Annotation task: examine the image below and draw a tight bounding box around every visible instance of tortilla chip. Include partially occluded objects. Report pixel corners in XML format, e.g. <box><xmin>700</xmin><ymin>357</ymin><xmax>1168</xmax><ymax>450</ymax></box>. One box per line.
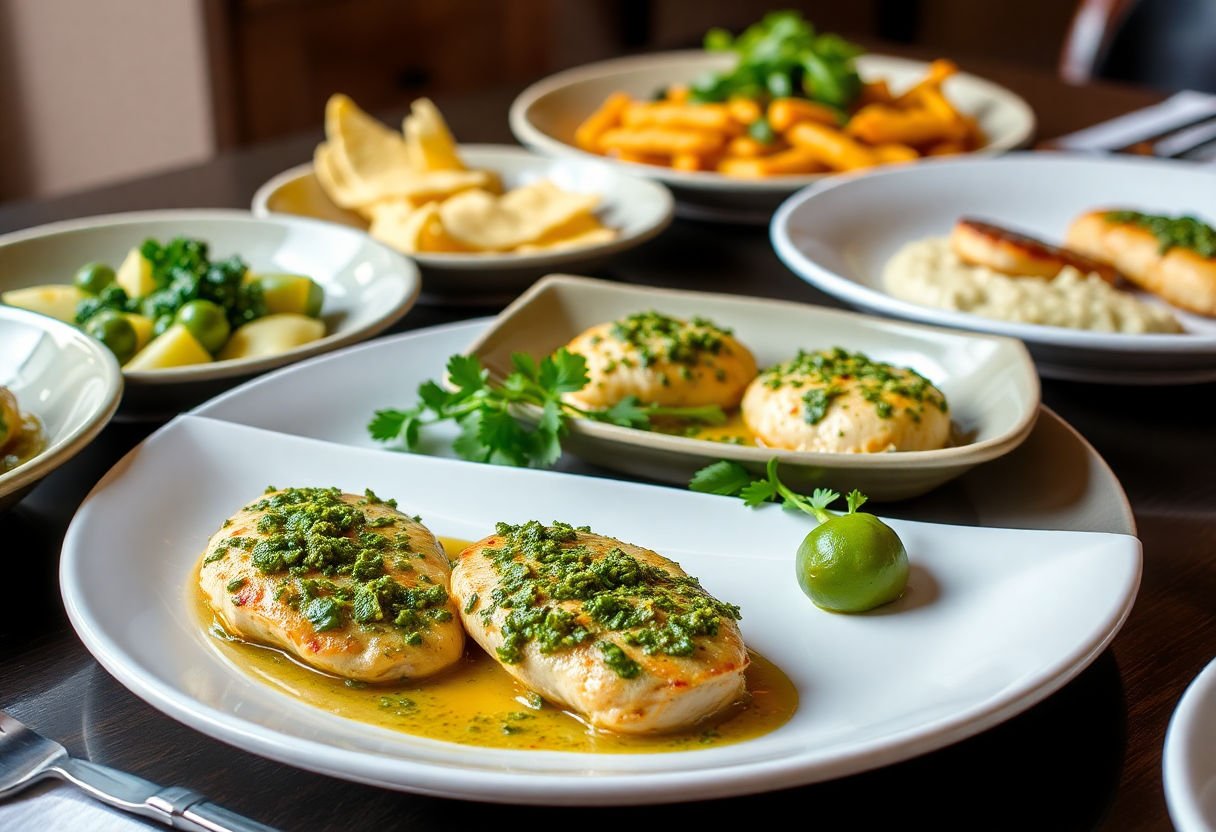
<box><xmin>404</xmin><ymin>98</ymin><xmax>465</xmax><ymax>172</ymax></box>
<box><xmin>437</xmin><ymin>180</ymin><xmax>599</xmax><ymax>251</ymax></box>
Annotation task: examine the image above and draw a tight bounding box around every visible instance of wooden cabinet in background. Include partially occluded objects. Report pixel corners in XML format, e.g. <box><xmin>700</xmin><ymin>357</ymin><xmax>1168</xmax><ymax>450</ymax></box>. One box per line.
<box><xmin>206</xmin><ymin>0</ymin><xmax>553</xmax><ymax>145</ymax></box>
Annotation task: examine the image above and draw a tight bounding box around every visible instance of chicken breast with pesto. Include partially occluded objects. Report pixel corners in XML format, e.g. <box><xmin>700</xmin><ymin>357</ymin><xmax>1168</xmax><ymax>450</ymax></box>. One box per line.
<box><xmin>451</xmin><ymin>520</ymin><xmax>748</xmax><ymax>734</ymax></box>
<box><xmin>561</xmin><ymin>311</ymin><xmax>757</xmax><ymax>411</ymax></box>
<box><xmin>741</xmin><ymin>348</ymin><xmax>950</xmax><ymax>453</ymax></box>
<box><xmin>198</xmin><ymin>487</ymin><xmax>464</xmax><ymax>682</ymax></box>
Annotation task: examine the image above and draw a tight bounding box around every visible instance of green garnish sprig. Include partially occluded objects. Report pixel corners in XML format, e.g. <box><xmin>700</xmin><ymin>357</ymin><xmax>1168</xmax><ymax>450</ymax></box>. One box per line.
<box><xmin>690</xmin><ymin>458</ymin><xmax>867</xmax><ymax>523</ymax></box>
<box><xmin>369</xmin><ymin>349</ymin><xmax>726</xmax><ymax>469</ymax></box>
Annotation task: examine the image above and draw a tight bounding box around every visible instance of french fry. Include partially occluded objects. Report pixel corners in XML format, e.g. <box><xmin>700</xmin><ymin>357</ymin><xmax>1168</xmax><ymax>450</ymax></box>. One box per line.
<box><xmin>606</xmin><ymin>148</ymin><xmax>668</xmax><ymax>165</ymax></box>
<box><xmin>768</xmin><ymin>98</ymin><xmax>838</xmax><ymax>132</ymax></box>
<box><xmin>574</xmin><ymin>91</ymin><xmax>631</xmax><ymax>152</ymax></box>
<box><xmin>727</xmin><ymin>97</ymin><xmax>762</xmax><ymax>125</ymax></box>
<box><xmin>621</xmin><ymin>102</ymin><xmax>738</xmax><ymax>133</ymax></box>
<box><xmin>725</xmin><ymin>135</ymin><xmax>784</xmax><ymax>158</ymax></box>
<box><xmin>872</xmin><ymin>143</ymin><xmax>919</xmax><ymax>164</ymax></box>
<box><xmin>894</xmin><ymin>59</ymin><xmax>958</xmax><ymax>105</ymax></box>
<box><xmin>846</xmin><ymin>104</ymin><xmax>966</xmax><ymax>146</ymax></box>
<box><xmin>718</xmin><ymin>146</ymin><xmax>826</xmax><ymax>178</ymax></box>
<box><xmin>787</xmin><ymin>121</ymin><xmax>877</xmax><ymax>171</ymax></box>
<box><xmin>672</xmin><ymin>152</ymin><xmax>704</xmax><ymax>171</ymax></box>
<box><xmin>599</xmin><ymin>127</ymin><xmax>726</xmax><ymax>156</ymax></box>
<box><xmin>664</xmin><ymin>84</ymin><xmax>690</xmax><ymax>104</ymax></box>
<box><xmin>859</xmin><ymin>79</ymin><xmax>895</xmax><ymax>106</ymax></box>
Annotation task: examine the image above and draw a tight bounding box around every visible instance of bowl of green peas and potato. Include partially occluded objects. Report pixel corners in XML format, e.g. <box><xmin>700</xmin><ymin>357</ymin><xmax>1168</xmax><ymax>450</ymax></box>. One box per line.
<box><xmin>0</xmin><ymin>210</ymin><xmax>420</xmax><ymax>418</ymax></box>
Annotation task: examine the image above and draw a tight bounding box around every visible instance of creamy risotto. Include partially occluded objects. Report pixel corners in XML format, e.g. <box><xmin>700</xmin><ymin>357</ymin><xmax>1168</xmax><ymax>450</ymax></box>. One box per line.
<box><xmin>883</xmin><ymin>237</ymin><xmax>1183</xmax><ymax>333</ymax></box>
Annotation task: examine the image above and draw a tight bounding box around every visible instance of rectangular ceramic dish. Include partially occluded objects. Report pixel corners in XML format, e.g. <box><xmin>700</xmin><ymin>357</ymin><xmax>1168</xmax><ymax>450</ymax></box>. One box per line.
<box><xmin>464</xmin><ymin>275</ymin><xmax>1040</xmax><ymax>500</ymax></box>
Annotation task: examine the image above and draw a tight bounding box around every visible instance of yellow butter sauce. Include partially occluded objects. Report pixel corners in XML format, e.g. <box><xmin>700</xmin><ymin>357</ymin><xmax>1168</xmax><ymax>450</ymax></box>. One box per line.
<box><xmin>659</xmin><ymin>411</ymin><xmax>760</xmax><ymax>447</ymax></box>
<box><xmin>195</xmin><ymin>536</ymin><xmax>797</xmax><ymax>753</ymax></box>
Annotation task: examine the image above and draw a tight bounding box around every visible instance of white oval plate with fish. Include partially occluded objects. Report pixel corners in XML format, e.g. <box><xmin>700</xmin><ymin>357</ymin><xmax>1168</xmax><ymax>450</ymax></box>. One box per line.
<box><xmin>61</xmin><ymin>411</ymin><xmax>1139</xmax><ymax>804</ymax></box>
<box><xmin>771</xmin><ymin>154</ymin><xmax>1216</xmax><ymax>383</ymax></box>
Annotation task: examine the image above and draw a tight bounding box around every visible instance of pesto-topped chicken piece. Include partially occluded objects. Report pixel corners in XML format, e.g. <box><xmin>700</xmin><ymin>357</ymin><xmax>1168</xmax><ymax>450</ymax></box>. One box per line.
<box><xmin>741</xmin><ymin>347</ymin><xmax>950</xmax><ymax>453</ymax></box>
<box><xmin>451</xmin><ymin>521</ymin><xmax>748</xmax><ymax>734</ymax></box>
<box><xmin>561</xmin><ymin>311</ymin><xmax>757</xmax><ymax>411</ymax></box>
<box><xmin>198</xmin><ymin>487</ymin><xmax>463</xmax><ymax>682</ymax></box>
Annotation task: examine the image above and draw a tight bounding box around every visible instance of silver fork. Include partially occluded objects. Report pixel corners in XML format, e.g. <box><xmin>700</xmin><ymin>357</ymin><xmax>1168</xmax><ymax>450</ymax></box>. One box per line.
<box><xmin>0</xmin><ymin>710</ymin><xmax>277</xmax><ymax>831</ymax></box>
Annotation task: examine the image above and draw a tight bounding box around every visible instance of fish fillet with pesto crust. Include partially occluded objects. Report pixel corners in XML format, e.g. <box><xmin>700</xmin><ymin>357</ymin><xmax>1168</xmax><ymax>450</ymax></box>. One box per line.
<box><xmin>451</xmin><ymin>521</ymin><xmax>748</xmax><ymax>734</ymax></box>
<box><xmin>198</xmin><ymin>487</ymin><xmax>463</xmax><ymax>682</ymax></box>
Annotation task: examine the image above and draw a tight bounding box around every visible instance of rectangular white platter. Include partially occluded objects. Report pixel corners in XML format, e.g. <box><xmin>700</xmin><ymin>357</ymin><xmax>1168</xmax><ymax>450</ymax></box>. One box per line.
<box><xmin>60</xmin><ymin>414</ymin><xmax>1140</xmax><ymax>804</ymax></box>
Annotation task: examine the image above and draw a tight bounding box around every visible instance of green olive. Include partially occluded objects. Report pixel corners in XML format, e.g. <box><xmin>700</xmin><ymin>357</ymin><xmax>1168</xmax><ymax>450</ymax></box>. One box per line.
<box><xmin>74</xmin><ymin>262</ymin><xmax>116</xmax><ymax>295</ymax></box>
<box><xmin>84</xmin><ymin>309</ymin><xmax>138</xmax><ymax>364</ymax></box>
<box><xmin>795</xmin><ymin>512</ymin><xmax>909</xmax><ymax>613</ymax></box>
<box><xmin>254</xmin><ymin>274</ymin><xmax>324</xmax><ymax>318</ymax></box>
<box><xmin>175</xmin><ymin>299</ymin><xmax>231</xmax><ymax>354</ymax></box>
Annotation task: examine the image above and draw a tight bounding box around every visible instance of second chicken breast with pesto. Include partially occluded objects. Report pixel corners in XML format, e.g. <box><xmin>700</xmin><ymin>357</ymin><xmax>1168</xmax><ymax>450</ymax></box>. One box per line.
<box><xmin>742</xmin><ymin>348</ymin><xmax>951</xmax><ymax>453</ymax></box>
<box><xmin>451</xmin><ymin>521</ymin><xmax>749</xmax><ymax>734</ymax></box>
<box><xmin>561</xmin><ymin>311</ymin><xmax>757</xmax><ymax>410</ymax></box>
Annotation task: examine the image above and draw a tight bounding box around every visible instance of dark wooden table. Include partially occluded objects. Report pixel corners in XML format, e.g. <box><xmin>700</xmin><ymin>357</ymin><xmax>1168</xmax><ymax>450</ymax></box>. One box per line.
<box><xmin>2</xmin><ymin>56</ymin><xmax>1213</xmax><ymax>831</ymax></box>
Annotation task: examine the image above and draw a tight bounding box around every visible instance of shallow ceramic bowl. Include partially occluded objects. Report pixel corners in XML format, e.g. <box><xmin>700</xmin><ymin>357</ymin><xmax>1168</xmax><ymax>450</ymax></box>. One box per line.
<box><xmin>770</xmin><ymin>153</ymin><xmax>1216</xmax><ymax>383</ymax></box>
<box><xmin>252</xmin><ymin>144</ymin><xmax>674</xmax><ymax>305</ymax></box>
<box><xmin>0</xmin><ymin>305</ymin><xmax>122</xmax><ymax>510</ymax></box>
<box><xmin>464</xmin><ymin>275</ymin><xmax>1040</xmax><ymax>501</ymax></box>
<box><xmin>510</xmin><ymin>51</ymin><xmax>1035</xmax><ymax>223</ymax></box>
<box><xmin>0</xmin><ymin>210</ymin><xmax>420</xmax><ymax>417</ymax></box>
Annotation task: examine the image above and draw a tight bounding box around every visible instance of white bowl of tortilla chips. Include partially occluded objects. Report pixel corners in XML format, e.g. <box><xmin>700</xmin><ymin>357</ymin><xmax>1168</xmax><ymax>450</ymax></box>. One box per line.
<box><xmin>253</xmin><ymin>96</ymin><xmax>675</xmax><ymax>304</ymax></box>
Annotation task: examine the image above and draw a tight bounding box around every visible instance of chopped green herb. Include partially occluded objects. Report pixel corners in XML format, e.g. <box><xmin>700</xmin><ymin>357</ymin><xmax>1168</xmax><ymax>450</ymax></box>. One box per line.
<box><xmin>368</xmin><ymin>349</ymin><xmax>725</xmax><ymax>469</ymax></box>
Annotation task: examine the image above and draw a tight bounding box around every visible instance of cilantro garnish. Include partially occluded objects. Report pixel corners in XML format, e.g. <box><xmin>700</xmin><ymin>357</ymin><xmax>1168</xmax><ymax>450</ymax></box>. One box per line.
<box><xmin>690</xmin><ymin>458</ymin><xmax>867</xmax><ymax>522</ymax></box>
<box><xmin>368</xmin><ymin>349</ymin><xmax>726</xmax><ymax>468</ymax></box>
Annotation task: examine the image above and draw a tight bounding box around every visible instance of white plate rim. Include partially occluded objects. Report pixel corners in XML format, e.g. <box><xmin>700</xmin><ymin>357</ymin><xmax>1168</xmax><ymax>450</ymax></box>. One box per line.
<box><xmin>769</xmin><ymin>153</ymin><xmax>1216</xmax><ymax>354</ymax></box>
<box><xmin>250</xmin><ymin>144</ymin><xmax>676</xmax><ymax>270</ymax></box>
<box><xmin>0</xmin><ymin>208</ymin><xmax>422</xmax><ymax>384</ymax></box>
<box><xmin>1164</xmin><ymin>657</ymin><xmax>1216</xmax><ymax>832</ymax></box>
<box><xmin>0</xmin><ymin>305</ymin><xmax>124</xmax><ymax>499</ymax></box>
<box><xmin>509</xmin><ymin>50</ymin><xmax>1036</xmax><ymax>193</ymax></box>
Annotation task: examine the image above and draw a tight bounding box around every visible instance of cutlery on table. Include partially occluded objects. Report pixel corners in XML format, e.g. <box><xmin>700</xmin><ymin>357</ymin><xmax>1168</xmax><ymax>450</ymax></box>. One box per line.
<box><xmin>0</xmin><ymin>710</ymin><xmax>277</xmax><ymax>832</ymax></box>
<box><xmin>1048</xmin><ymin>90</ymin><xmax>1216</xmax><ymax>160</ymax></box>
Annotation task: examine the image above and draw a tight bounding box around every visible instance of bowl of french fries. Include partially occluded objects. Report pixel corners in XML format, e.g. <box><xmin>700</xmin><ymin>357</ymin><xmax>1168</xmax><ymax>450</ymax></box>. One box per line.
<box><xmin>510</xmin><ymin>13</ymin><xmax>1034</xmax><ymax>223</ymax></box>
<box><xmin>253</xmin><ymin>95</ymin><xmax>674</xmax><ymax>304</ymax></box>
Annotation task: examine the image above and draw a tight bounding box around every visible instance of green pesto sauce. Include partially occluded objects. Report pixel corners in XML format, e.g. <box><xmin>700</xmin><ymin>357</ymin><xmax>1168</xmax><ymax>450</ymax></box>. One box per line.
<box><xmin>1106</xmin><ymin>211</ymin><xmax>1216</xmax><ymax>258</ymax></box>
<box><xmin>609</xmin><ymin>311</ymin><xmax>734</xmax><ymax>367</ymax></box>
<box><xmin>207</xmin><ymin>486</ymin><xmax>448</xmax><ymax>642</ymax></box>
<box><xmin>761</xmin><ymin>348</ymin><xmax>948</xmax><ymax>424</ymax></box>
<box><xmin>471</xmin><ymin>521</ymin><xmax>741</xmax><ymax>678</ymax></box>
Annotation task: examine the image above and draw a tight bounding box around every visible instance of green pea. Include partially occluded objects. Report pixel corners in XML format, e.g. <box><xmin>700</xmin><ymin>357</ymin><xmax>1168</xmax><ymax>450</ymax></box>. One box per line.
<box><xmin>795</xmin><ymin>512</ymin><xmax>909</xmax><ymax>613</ymax></box>
<box><xmin>84</xmin><ymin>309</ymin><xmax>138</xmax><ymax>364</ymax></box>
<box><xmin>175</xmin><ymin>299</ymin><xmax>231</xmax><ymax>354</ymax></box>
<box><xmin>74</xmin><ymin>262</ymin><xmax>116</xmax><ymax>295</ymax></box>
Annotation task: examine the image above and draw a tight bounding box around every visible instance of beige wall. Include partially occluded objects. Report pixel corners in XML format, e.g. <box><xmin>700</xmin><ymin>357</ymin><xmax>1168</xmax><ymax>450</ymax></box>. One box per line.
<box><xmin>0</xmin><ymin>0</ymin><xmax>215</xmax><ymax>200</ymax></box>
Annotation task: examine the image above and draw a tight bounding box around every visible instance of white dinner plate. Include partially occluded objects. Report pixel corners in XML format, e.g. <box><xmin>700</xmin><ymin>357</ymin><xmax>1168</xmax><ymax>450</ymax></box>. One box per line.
<box><xmin>193</xmin><ymin>319</ymin><xmax>1135</xmax><ymax>535</ymax></box>
<box><xmin>1165</xmin><ymin>657</ymin><xmax>1216</xmax><ymax>832</ymax></box>
<box><xmin>770</xmin><ymin>154</ymin><xmax>1216</xmax><ymax>383</ymax></box>
<box><xmin>253</xmin><ymin>145</ymin><xmax>674</xmax><ymax>305</ymax></box>
<box><xmin>62</xmin><ymin>413</ymin><xmax>1140</xmax><ymax>804</ymax></box>
<box><xmin>511</xmin><ymin>51</ymin><xmax>1034</xmax><ymax>223</ymax></box>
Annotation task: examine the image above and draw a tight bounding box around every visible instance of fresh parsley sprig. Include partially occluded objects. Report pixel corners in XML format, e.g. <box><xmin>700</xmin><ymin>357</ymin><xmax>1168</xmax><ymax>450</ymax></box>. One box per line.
<box><xmin>690</xmin><ymin>458</ymin><xmax>867</xmax><ymax>522</ymax></box>
<box><xmin>369</xmin><ymin>349</ymin><xmax>726</xmax><ymax>468</ymax></box>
